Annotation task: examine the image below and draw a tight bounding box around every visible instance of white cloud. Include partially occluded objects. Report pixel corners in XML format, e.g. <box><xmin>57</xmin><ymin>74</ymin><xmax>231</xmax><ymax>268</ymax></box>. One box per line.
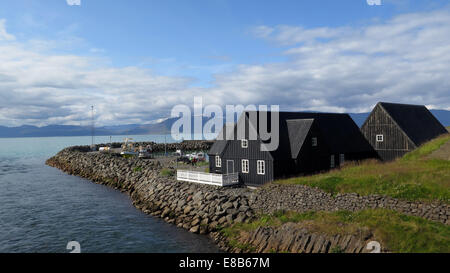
<box><xmin>66</xmin><ymin>0</ymin><xmax>81</xmax><ymax>6</ymax></box>
<box><xmin>0</xmin><ymin>19</ymin><xmax>15</xmax><ymax>41</ymax></box>
<box><xmin>253</xmin><ymin>24</ymin><xmax>349</xmax><ymax>46</ymax></box>
<box><xmin>217</xmin><ymin>9</ymin><xmax>450</xmax><ymax>112</ymax></box>
<box><xmin>0</xmin><ymin>39</ymin><xmax>196</xmax><ymax>126</ymax></box>
<box><xmin>1</xmin><ymin>9</ymin><xmax>450</xmax><ymax>126</ymax></box>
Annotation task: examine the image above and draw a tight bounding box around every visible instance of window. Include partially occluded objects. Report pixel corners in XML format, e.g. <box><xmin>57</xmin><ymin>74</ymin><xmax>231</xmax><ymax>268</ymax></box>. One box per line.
<box><xmin>215</xmin><ymin>156</ymin><xmax>221</xmax><ymax>168</ymax></box>
<box><xmin>312</xmin><ymin>137</ymin><xmax>318</xmax><ymax>147</ymax></box>
<box><xmin>257</xmin><ymin>160</ymin><xmax>265</xmax><ymax>175</ymax></box>
<box><xmin>241</xmin><ymin>159</ymin><xmax>249</xmax><ymax>173</ymax></box>
<box><xmin>376</xmin><ymin>134</ymin><xmax>384</xmax><ymax>142</ymax></box>
<box><xmin>241</xmin><ymin>139</ymin><xmax>248</xmax><ymax>148</ymax></box>
<box><xmin>330</xmin><ymin>155</ymin><xmax>335</xmax><ymax>168</ymax></box>
<box><xmin>340</xmin><ymin>154</ymin><xmax>345</xmax><ymax>165</ymax></box>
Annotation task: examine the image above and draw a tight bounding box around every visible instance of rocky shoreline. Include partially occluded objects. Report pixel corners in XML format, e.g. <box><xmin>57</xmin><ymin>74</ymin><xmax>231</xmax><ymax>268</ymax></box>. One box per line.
<box><xmin>46</xmin><ymin>144</ymin><xmax>449</xmax><ymax>253</ymax></box>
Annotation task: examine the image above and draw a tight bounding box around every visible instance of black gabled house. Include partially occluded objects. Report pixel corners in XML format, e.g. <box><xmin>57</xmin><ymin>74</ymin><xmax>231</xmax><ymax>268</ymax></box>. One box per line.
<box><xmin>361</xmin><ymin>102</ymin><xmax>448</xmax><ymax>161</ymax></box>
<box><xmin>208</xmin><ymin>111</ymin><xmax>377</xmax><ymax>186</ymax></box>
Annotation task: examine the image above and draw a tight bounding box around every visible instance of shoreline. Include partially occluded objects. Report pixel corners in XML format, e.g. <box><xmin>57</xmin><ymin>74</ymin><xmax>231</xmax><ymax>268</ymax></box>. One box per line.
<box><xmin>46</xmin><ymin>144</ymin><xmax>449</xmax><ymax>253</ymax></box>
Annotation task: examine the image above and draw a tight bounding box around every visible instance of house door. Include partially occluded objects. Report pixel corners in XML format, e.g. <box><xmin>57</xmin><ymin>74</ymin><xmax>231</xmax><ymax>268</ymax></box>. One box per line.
<box><xmin>226</xmin><ymin>160</ymin><xmax>234</xmax><ymax>174</ymax></box>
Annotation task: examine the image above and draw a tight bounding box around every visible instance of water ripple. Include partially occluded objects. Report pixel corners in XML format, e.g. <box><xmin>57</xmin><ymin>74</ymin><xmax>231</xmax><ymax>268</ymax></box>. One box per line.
<box><xmin>0</xmin><ymin>136</ymin><xmax>220</xmax><ymax>253</ymax></box>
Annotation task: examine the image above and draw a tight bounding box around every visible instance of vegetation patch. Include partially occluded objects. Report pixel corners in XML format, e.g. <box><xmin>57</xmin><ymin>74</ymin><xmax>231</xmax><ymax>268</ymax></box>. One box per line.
<box><xmin>276</xmin><ymin>135</ymin><xmax>450</xmax><ymax>203</ymax></box>
<box><xmin>160</xmin><ymin>168</ymin><xmax>175</xmax><ymax>177</ymax></box>
<box><xmin>221</xmin><ymin>209</ymin><xmax>450</xmax><ymax>253</ymax></box>
<box><xmin>196</xmin><ymin>161</ymin><xmax>209</xmax><ymax>167</ymax></box>
<box><xmin>133</xmin><ymin>166</ymin><xmax>142</xmax><ymax>172</ymax></box>
<box><xmin>402</xmin><ymin>135</ymin><xmax>450</xmax><ymax>161</ymax></box>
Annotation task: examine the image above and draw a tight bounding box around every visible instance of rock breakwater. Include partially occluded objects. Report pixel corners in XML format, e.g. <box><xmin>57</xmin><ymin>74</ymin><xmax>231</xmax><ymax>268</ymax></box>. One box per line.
<box><xmin>211</xmin><ymin>223</ymin><xmax>379</xmax><ymax>253</ymax></box>
<box><xmin>46</xmin><ymin>146</ymin><xmax>255</xmax><ymax>237</ymax></box>
<box><xmin>46</xmin><ymin>145</ymin><xmax>449</xmax><ymax>253</ymax></box>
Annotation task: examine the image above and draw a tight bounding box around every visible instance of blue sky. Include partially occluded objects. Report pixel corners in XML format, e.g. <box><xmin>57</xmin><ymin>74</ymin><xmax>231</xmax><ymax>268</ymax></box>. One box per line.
<box><xmin>1</xmin><ymin>0</ymin><xmax>450</xmax><ymax>126</ymax></box>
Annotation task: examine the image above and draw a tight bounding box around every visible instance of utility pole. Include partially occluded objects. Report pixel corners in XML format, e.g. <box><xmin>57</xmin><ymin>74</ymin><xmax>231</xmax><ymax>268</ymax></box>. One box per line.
<box><xmin>91</xmin><ymin>105</ymin><xmax>95</xmax><ymax>151</ymax></box>
<box><xmin>164</xmin><ymin>134</ymin><xmax>167</xmax><ymax>156</ymax></box>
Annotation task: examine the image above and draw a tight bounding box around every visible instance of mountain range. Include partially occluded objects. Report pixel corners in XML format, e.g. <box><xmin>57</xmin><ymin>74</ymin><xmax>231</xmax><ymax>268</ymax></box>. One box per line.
<box><xmin>1</xmin><ymin>110</ymin><xmax>449</xmax><ymax>138</ymax></box>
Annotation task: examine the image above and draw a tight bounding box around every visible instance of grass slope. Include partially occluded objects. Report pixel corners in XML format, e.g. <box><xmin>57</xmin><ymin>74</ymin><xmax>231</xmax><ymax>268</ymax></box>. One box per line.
<box><xmin>277</xmin><ymin>134</ymin><xmax>450</xmax><ymax>203</ymax></box>
<box><xmin>222</xmin><ymin>209</ymin><xmax>450</xmax><ymax>253</ymax></box>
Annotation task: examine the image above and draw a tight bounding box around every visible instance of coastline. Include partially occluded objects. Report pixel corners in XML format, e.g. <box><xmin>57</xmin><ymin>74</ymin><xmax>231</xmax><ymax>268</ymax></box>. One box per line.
<box><xmin>46</xmin><ymin>143</ymin><xmax>449</xmax><ymax>253</ymax></box>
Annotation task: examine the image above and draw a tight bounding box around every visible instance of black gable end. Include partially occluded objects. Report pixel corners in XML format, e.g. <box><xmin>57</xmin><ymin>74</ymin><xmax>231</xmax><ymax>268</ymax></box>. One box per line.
<box><xmin>379</xmin><ymin>102</ymin><xmax>448</xmax><ymax>146</ymax></box>
<box><xmin>361</xmin><ymin>102</ymin><xmax>447</xmax><ymax>161</ymax></box>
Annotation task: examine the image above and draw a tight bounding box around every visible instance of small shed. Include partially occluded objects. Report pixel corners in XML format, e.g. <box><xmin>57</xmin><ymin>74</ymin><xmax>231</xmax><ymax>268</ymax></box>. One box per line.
<box><xmin>361</xmin><ymin>102</ymin><xmax>448</xmax><ymax>161</ymax></box>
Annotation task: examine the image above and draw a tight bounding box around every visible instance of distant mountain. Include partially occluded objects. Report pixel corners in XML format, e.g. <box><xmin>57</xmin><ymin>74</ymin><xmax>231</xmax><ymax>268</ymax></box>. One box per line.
<box><xmin>0</xmin><ymin>116</ymin><xmax>212</xmax><ymax>138</ymax></box>
<box><xmin>1</xmin><ymin>110</ymin><xmax>449</xmax><ymax>138</ymax></box>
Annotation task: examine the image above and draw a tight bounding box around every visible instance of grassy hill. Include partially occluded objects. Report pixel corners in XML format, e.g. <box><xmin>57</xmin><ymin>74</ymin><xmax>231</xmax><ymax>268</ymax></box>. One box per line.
<box><xmin>222</xmin><ymin>209</ymin><xmax>450</xmax><ymax>253</ymax></box>
<box><xmin>277</xmin><ymin>134</ymin><xmax>450</xmax><ymax>203</ymax></box>
<box><xmin>222</xmin><ymin>135</ymin><xmax>450</xmax><ymax>253</ymax></box>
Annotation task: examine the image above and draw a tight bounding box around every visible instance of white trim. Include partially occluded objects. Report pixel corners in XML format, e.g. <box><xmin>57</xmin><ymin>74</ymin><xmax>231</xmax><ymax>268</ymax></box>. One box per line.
<box><xmin>340</xmin><ymin>154</ymin><xmax>345</xmax><ymax>164</ymax></box>
<box><xmin>312</xmin><ymin>137</ymin><xmax>318</xmax><ymax>147</ymax></box>
<box><xmin>241</xmin><ymin>139</ymin><xmax>248</xmax><ymax>148</ymax></box>
<box><xmin>376</xmin><ymin>134</ymin><xmax>384</xmax><ymax>142</ymax></box>
<box><xmin>215</xmin><ymin>156</ymin><xmax>221</xmax><ymax>168</ymax></box>
<box><xmin>257</xmin><ymin>160</ymin><xmax>265</xmax><ymax>175</ymax></box>
<box><xmin>241</xmin><ymin>159</ymin><xmax>249</xmax><ymax>173</ymax></box>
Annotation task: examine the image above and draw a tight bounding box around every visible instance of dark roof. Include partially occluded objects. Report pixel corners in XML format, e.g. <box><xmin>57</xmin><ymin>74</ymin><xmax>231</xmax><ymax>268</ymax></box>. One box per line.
<box><xmin>379</xmin><ymin>102</ymin><xmax>448</xmax><ymax>146</ymax></box>
<box><xmin>209</xmin><ymin>111</ymin><xmax>375</xmax><ymax>159</ymax></box>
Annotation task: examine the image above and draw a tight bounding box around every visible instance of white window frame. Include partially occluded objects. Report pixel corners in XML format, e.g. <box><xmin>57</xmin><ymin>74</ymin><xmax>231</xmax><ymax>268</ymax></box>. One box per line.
<box><xmin>376</xmin><ymin>134</ymin><xmax>384</xmax><ymax>142</ymax></box>
<box><xmin>241</xmin><ymin>159</ymin><xmax>249</xmax><ymax>173</ymax></box>
<box><xmin>312</xmin><ymin>137</ymin><xmax>318</xmax><ymax>147</ymax></box>
<box><xmin>257</xmin><ymin>160</ymin><xmax>265</xmax><ymax>175</ymax></box>
<box><xmin>340</xmin><ymin>154</ymin><xmax>345</xmax><ymax>165</ymax></box>
<box><xmin>241</xmin><ymin>139</ymin><xmax>249</xmax><ymax>148</ymax></box>
<box><xmin>215</xmin><ymin>156</ymin><xmax>221</xmax><ymax>168</ymax></box>
<box><xmin>330</xmin><ymin>155</ymin><xmax>335</xmax><ymax>168</ymax></box>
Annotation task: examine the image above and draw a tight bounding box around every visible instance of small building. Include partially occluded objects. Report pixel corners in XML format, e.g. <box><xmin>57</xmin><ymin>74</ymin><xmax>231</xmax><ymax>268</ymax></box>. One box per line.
<box><xmin>361</xmin><ymin>102</ymin><xmax>448</xmax><ymax>161</ymax></box>
<box><xmin>208</xmin><ymin>111</ymin><xmax>377</xmax><ymax>186</ymax></box>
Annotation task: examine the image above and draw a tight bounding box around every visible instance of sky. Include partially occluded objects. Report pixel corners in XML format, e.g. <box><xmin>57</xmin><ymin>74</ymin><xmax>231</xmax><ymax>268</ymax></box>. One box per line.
<box><xmin>0</xmin><ymin>0</ymin><xmax>450</xmax><ymax>126</ymax></box>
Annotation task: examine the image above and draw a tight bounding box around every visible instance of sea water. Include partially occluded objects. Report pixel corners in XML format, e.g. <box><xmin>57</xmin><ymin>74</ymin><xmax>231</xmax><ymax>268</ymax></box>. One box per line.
<box><xmin>0</xmin><ymin>135</ymin><xmax>220</xmax><ymax>253</ymax></box>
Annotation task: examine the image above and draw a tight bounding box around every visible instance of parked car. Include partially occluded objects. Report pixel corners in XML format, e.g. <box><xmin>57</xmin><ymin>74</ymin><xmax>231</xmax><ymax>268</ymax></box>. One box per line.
<box><xmin>196</xmin><ymin>152</ymin><xmax>206</xmax><ymax>161</ymax></box>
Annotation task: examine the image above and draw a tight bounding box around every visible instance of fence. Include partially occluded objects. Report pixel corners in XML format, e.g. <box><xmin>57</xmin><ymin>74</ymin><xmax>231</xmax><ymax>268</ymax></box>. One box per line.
<box><xmin>176</xmin><ymin>170</ymin><xmax>239</xmax><ymax>187</ymax></box>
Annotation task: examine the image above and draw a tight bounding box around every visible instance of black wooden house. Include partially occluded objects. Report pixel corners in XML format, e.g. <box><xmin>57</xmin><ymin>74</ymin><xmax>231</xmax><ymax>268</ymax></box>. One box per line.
<box><xmin>361</xmin><ymin>102</ymin><xmax>448</xmax><ymax>161</ymax></box>
<box><xmin>208</xmin><ymin>111</ymin><xmax>376</xmax><ymax>186</ymax></box>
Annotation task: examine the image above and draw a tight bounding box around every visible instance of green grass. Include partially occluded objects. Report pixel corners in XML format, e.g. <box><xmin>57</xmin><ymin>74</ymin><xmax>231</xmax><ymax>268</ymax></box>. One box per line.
<box><xmin>133</xmin><ymin>166</ymin><xmax>142</xmax><ymax>172</ymax></box>
<box><xmin>277</xmin><ymin>134</ymin><xmax>450</xmax><ymax>203</ymax></box>
<box><xmin>160</xmin><ymin>168</ymin><xmax>175</xmax><ymax>177</ymax></box>
<box><xmin>221</xmin><ymin>209</ymin><xmax>450</xmax><ymax>253</ymax></box>
<box><xmin>196</xmin><ymin>161</ymin><xmax>209</xmax><ymax>167</ymax></box>
<box><xmin>402</xmin><ymin>135</ymin><xmax>450</xmax><ymax>161</ymax></box>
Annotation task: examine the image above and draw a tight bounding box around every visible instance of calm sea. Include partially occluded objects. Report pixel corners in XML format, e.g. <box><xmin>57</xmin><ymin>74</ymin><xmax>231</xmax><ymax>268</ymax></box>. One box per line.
<box><xmin>0</xmin><ymin>135</ymin><xmax>220</xmax><ymax>253</ymax></box>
